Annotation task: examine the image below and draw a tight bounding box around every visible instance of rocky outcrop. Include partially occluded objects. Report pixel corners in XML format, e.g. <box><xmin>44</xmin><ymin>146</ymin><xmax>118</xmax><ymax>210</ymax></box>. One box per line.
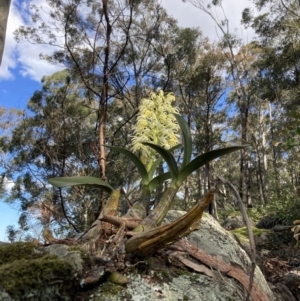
<box><xmin>0</xmin><ymin>212</ymin><xmax>280</xmax><ymax>301</ymax></box>
<box><xmin>222</xmin><ymin>213</ymin><xmax>255</xmax><ymax>230</ymax></box>
<box><xmin>281</xmin><ymin>267</ymin><xmax>300</xmax><ymax>299</ymax></box>
<box><xmin>256</xmin><ymin>216</ymin><xmax>283</xmax><ymax>229</ymax></box>
<box><xmin>89</xmin><ymin>211</ymin><xmax>277</xmax><ymax>301</ymax></box>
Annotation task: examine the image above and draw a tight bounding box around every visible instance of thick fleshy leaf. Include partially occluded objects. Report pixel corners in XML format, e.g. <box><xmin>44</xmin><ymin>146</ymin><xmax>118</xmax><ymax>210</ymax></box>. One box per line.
<box><xmin>148</xmin><ymin>172</ymin><xmax>172</xmax><ymax>192</ymax></box>
<box><xmin>48</xmin><ymin>176</ymin><xmax>114</xmax><ymax>193</ymax></box>
<box><xmin>105</xmin><ymin>145</ymin><xmax>149</xmax><ymax>185</ymax></box>
<box><xmin>174</xmin><ymin>114</ymin><xmax>192</xmax><ymax>169</ymax></box>
<box><xmin>142</xmin><ymin>142</ymin><xmax>179</xmax><ymax>179</ymax></box>
<box><xmin>148</xmin><ymin>144</ymin><xmax>182</xmax><ymax>180</ymax></box>
<box><xmin>178</xmin><ymin>146</ymin><xmax>246</xmax><ymax>185</ymax></box>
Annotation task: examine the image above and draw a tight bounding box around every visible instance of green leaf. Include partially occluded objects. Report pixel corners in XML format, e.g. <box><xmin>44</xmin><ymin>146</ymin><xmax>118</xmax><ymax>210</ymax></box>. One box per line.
<box><xmin>287</xmin><ymin>143</ymin><xmax>300</xmax><ymax>150</ymax></box>
<box><xmin>289</xmin><ymin>112</ymin><xmax>300</xmax><ymax>120</ymax></box>
<box><xmin>148</xmin><ymin>172</ymin><xmax>172</xmax><ymax>192</ymax></box>
<box><xmin>174</xmin><ymin>114</ymin><xmax>192</xmax><ymax>169</ymax></box>
<box><xmin>105</xmin><ymin>145</ymin><xmax>149</xmax><ymax>185</ymax></box>
<box><xmin>142</xmin><ymin>142</ymin><xmax>179</xmax><ymax>179</ymax></box>
<box><xmin>178</xmin><ymin>146</ymin><xmax>246</xmax><ymax>185</ymax></box>
<box><xmin>148</xmin><ymin>144</ymin><xmax>182</xmax><ymax>180</ymax></box>
<box><xmin>48</xmin><ymin>176</ymin><xmax>114</xmax><ymax>193</ymax></box>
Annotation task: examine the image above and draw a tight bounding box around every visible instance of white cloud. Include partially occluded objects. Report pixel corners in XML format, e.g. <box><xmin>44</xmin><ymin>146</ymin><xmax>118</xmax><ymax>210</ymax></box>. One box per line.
<box><xmin>3</xmin><ymin>176</ymin><xmax>14</xmax><ymax>192</ymax></box>
<box><xmin>161</xmin><ymin>0</ymin><xmax>258</xmax><ymax>43</ymax></box>
<box><xmin>0</xmin><ymin>0</ymin><xmax>63</xmax><ymax>82</ymax></box>
<box><xmin>17</xmin><ymin>43</ymin><xmax>62</xmax><ymax>81</ymax></box>
<box><xmin>1</xmin><ymin>0</ymin><xmax>262</xmax><ymax>82</ymax></box>
<box><xmin>0</xmin><ymin>1</ymin><xmax>20</xmax><ymax>80</ymax></box>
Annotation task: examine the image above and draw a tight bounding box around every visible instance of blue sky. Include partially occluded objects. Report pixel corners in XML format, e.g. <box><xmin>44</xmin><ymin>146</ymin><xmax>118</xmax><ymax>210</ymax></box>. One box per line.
<box><xmin>0</xmin><ymin>70</ymin><xmax>42</xmax><ymax>241</ymax></box>
<box><xmin>0</xmin><ymin>0</ymin><xmax>257</xmax><ymax>241</ymax></box>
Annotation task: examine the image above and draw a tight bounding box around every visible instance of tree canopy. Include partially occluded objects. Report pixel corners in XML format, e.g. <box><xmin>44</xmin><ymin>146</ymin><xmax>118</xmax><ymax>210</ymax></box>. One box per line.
<box><xmin>2</xmin><ymin>0</ymin><xmax>300</xmax><ymax>240</ymax></box>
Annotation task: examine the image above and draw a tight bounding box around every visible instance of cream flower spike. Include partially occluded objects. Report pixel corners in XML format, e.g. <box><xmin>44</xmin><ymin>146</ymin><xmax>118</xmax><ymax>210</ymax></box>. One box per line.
<box><xmin>132</xmin><ymin>90</ymin><xmax>180</xmax><ymax>169</ymax></box>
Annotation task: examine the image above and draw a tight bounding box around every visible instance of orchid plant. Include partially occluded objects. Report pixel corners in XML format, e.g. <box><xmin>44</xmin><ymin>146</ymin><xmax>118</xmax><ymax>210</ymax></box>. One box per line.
<box><xmin>49</xmin><ymin>90</ymin><xmax>246</xmax><ymax>257</ymax></box>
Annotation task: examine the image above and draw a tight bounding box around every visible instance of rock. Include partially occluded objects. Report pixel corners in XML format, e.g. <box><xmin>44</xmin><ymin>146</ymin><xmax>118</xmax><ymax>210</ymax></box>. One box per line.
<box><xmin>0</xmin><ymin>212</ymin><xmax>281</xmax><ymax>301</ymax></box>
<box><xmin>0</xmin><ymin>242</ymin><xmax>81</xmax><ymax>301</ymax></box>
<box><xmin>46</xmin><ymin>244</ymin><xmax>84</xmax><ymax>275</ymax></box>
<box><xmin>282</xmin><ymin>267</ymin><xmax>300</xmax><ymax>299</ymax></box>
<box><xmin>273</xmin><ymin>283</ymin><xmax>297</xmax><ymax>301</ymax></box>
<box><xmin>89</xmin><ymin>211</ymin><xmax>277</xmax><ymax>301</ymax></box>
<box><xmin>89</xmin><ymin>273</ymin><xmax>250</xmax><ymax>301</ymax></box>
<box><xmin>256</xmin><ymin>216</ymin><xmax>282</xmax><ymax>229</ymax></box>
<box><xmin>222</xmin><ymin>213</ymin><xmax>255</xmax><ymax>230</ymax></box>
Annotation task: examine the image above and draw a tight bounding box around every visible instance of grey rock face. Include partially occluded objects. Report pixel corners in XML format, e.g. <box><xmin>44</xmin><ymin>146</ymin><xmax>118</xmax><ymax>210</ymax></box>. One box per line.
<box><xmin>1</xmin><ymin>212</ymin><xmax>282</xmax><ymax>301</ymax></box>
<box><xmin>46</xmin><ymin>244</ymin><xmax>83</xmax><ymax>275</ymax></box>
<box><xmin>90</xmin><ymin>211</ymin><xmax>277</xmax><ymax>301</ymax></box>
<box><xmin>222</xmin><ymin>214</ymin><xmax>255</xmax><ymax>230</ymax></box>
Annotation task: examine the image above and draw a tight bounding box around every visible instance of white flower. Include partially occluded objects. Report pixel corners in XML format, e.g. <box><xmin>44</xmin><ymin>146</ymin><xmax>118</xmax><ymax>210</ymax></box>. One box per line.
<box><xmin>131</xmin><ymin>90</ymin><xmax>180</xmax><ymax>167</ymax></box>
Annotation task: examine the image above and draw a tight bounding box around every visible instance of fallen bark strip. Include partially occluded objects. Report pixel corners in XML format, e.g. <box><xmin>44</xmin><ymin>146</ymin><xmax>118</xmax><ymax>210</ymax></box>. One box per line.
<box><xmin>125</xmin><ymin>188</ymin><xmax>215</xmax><ymax>257</ymax></box>
<box><xmin>173</xmin><ymin>239</ymin><xmax>270</xmax><ymax>301</ymax></box>
<box><xmin>170</xmin><ymin>251</ymin><xmax>216</xmax><ymax>279</ymax></box>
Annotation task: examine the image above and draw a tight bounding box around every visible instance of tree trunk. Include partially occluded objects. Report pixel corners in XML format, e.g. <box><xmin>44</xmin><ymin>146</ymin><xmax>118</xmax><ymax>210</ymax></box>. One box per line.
<box><xmin>98</xmin><ymin>0</ymin><xmax>112</xmax><ymax>180</ymax></box>
<box><xmin>261</xmin><ymin>108</ymin><xmax>269</xmax><ymax>201</ymax></box>
<box><xmin>252</xmin><ymin>134</ymin><xmax>266</xmax><ymax>205</ymax></box>
<box><xmin>269</xmin><ymin>102</ymin><xmax>280</xmax><ymax>198</ymax></box>
<box><xmin>0</xmin><ymin>0</ymin><xmax>11</xmax><ymax>65</ymax></box>
<box><xmin>239</xmin><ymin>103</ymin><xmax>250</xmax><ymax>206</ymax></box>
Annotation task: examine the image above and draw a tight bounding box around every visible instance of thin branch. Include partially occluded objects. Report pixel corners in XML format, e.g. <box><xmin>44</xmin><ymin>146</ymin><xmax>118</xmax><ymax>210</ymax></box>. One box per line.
<box><xmin>280</xmin><ymin>0</ymin><xmax>300</xmax><ymax>18</ymax></box>
<box><xmin>59</xmin><ymin>188</ymin><xmax>80</xmax><ymax>233</ymax></box>
<box><xmin>216</xmin><ymin>175</ymin><xmax>256</xmax><ymax>301</ymax></box>
<box><xmin>110</xmin><ymin>110</ymin><xmax>139</xmax><ymax>147</ymax></box>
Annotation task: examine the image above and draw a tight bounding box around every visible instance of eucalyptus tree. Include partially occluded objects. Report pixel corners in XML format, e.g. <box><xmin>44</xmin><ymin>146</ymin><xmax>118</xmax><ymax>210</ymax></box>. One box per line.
<box><xmin>5</xmin><ymin>70</ymin><xmax>101</xmax><ymax>235</ymax></box>
<box><xmin>14</xmin><ymin>0</ymin><xmax>179</xmax><ymax>183</ymax></box>
<box><xmin>116</xmin><ymin>1</ymin><xmax>179</xmax><ymax>107</ymax></box>
<box><xmin>242</xmin><ymin>0</ymin><xmax>300</xmax><ymax>201</ymax></box>
<box><xmin>183</xmin><ymin>0</ymin><xmax>256</xmax><ymax>207</ymax></box>
<box><xmin>0</xmin><ymin>106</ymin><xmax>23</xmax><ymax>197</ymax></box>
<box><xmin>169</xmin><ymin>33</ymin><xmax>229</xmax><ymax>211</ymax></box>
<box><xmin>104</xmin><ymin>3</ymin><xmax>180</xmax><ymax>203</ymax></box>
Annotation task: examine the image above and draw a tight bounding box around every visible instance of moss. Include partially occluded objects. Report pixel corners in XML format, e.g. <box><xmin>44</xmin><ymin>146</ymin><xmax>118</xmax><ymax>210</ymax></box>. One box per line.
<box><xmin>0</xmin><ymin>242</ymin><xmax>77</xmax><ymax>300</ymax></box>
<box><xmin>231</xmin><ymin>226</ymin><xmax>271</xmax><ymax>238</ymax></box>
<box><xmin>153</xmin><ymin>270</ymin><xmax>173</xmax><ymax>283</ymax></box>
<box><xmin>231</xmin><ymin>226</ymin><xmax>271</xmax><ymax>244</ymax></box>
<box><xmin>68</xmin><ymin>245</ymin><xmax>90</xmax><ymax>262</ymax></box>
<box><xmin>0</xmin><ymin>254</ymin><xmax>75</xmax><ymax>299</ymax></box>
<box><xmin>229</xmin><ymin>211</ymin><xmax>241</xmax><ymax>218</ymax></box>
<box><xmin>92</xmin><ymin>282</ymin><xmax>131</xmax><ymax>301</ymax></box>
<box><xmin>108</xmin><ymin>272</ymin><xmax>130</xmax><ymax>285</ymax></box>
<box><xmin>0</xmin><ymin>242</ymin><xmax>41</xmax><ymax>265</ymax></box>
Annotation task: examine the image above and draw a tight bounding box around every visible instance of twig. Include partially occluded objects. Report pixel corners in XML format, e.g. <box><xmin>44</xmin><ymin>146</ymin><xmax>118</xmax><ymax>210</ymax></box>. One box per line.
<box><xmin>216</xmin><ymin>176</ymin><xmax>256</xmax><ymax>301</ymax></box>
<box><xmin>59</xmin><ymin>188</ymin><xmax>80</xmax><ymax>233</ymax></box>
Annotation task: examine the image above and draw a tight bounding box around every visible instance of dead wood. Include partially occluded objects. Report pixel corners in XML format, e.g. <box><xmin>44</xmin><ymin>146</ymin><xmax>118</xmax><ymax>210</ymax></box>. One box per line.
<box><xmin>125</xmin><ymin>188</ymin><xmax>215</xmax><ymax>257</ymax></box>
